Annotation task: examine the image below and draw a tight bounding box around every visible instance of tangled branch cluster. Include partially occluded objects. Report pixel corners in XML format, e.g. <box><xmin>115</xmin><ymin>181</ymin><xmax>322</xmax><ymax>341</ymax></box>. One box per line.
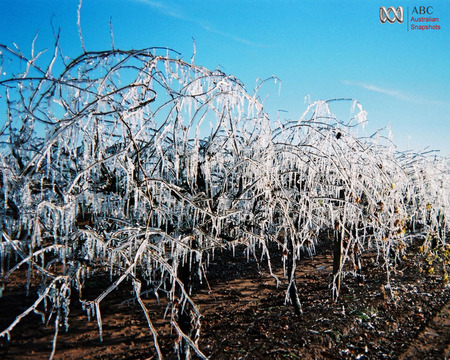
<box><xmin>0</xmin><ymin>41</ymin><xmax>448</xmax><ymax>359</ymax></box>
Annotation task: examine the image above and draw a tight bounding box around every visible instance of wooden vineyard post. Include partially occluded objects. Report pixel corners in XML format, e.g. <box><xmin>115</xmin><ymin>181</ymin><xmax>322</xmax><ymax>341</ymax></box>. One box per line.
<box><xmin>332</xmin><ymin>223</ymin><xmax>344</xmax><ymax>301</ymax></box>
<box><xmin>352</xmin><ymin>225</ymin><xmax>363</xmax><ymax>284</ymax></box>
<box><xmin>332</xmin><ymin>188</ymin><xmax>345</xmax><ymax>301</ymax></box>
<box><xmin>175</xmin><ymin>239</ymin><xmax>201</xmax><ymax>360</ymax></box>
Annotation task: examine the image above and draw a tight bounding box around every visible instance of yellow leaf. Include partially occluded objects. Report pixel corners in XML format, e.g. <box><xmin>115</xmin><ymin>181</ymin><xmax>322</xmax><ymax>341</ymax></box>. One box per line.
<box><xmin>428</xmin><ymin>267</ymin><xmax>434</xmax><ymax>275</ymax></box>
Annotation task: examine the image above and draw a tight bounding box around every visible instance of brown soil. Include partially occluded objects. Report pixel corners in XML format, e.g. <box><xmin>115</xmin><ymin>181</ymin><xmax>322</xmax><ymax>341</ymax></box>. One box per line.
<box><xmin>1</xmin><ymin>242</ymin><xmax>449</xmax><ymax>360</ymax></box>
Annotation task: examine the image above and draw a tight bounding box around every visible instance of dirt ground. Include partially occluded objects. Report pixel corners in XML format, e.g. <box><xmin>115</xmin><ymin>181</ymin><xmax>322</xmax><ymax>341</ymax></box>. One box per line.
<box><xmin>0</xmin><ymin>240</ymin><xmax>449</xmax><ymax>360</ymax></box>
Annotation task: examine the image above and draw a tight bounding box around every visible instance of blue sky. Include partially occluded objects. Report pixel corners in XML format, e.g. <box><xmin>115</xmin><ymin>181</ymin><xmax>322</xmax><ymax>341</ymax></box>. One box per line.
<box><xmin>1</xmin><ymin>0</ymin><xmax>449</xmax><ymax>154</ymax></box>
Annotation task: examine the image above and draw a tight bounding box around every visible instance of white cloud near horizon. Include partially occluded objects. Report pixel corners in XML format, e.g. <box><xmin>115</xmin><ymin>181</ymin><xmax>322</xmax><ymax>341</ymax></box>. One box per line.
<box><xmin>343</xmin><ymin>80</ymin><xmax>450</xmax><ymax>107</ymax></box>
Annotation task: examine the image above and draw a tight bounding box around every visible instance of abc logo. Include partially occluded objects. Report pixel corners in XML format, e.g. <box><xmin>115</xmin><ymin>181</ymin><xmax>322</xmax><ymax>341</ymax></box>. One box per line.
<box><xmin>379</xmin><ymin>6</ymin><xmax>404</xmax><ymax>24</ymax></box>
